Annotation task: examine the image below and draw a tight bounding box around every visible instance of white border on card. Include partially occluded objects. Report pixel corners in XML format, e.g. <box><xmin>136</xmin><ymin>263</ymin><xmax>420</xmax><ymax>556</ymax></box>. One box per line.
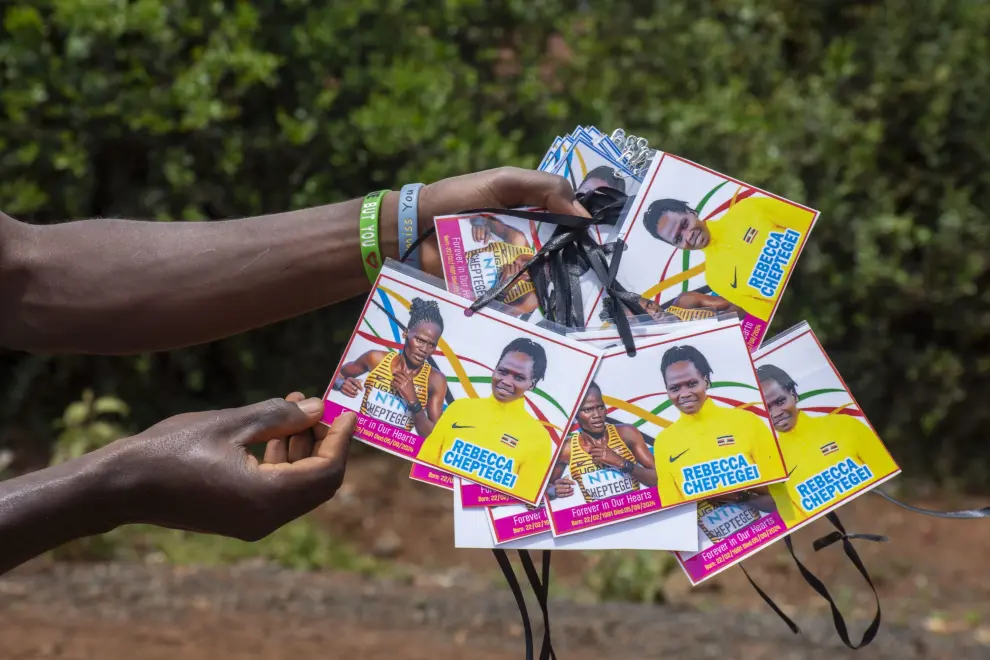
<box><xmin>321</xmin><ymin>260</ymin><xmax>604</xmax><ymax>506</ymax></box>
<box><xmin>454</xmin><ymin>478</ymin><xmax>699</xmax><ymax>551</ymax></box>
<box><xmin>673</xmin><ymin>322</ymin><xmax>902</xmax><ymax>585</ymax></box>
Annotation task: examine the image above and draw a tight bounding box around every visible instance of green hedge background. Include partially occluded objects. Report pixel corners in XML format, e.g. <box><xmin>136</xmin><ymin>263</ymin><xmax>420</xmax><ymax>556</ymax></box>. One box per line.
<box><xmin>2</xmin><ymin>0</ymin><xmax>989</xmax><ymax>487</ymax></box>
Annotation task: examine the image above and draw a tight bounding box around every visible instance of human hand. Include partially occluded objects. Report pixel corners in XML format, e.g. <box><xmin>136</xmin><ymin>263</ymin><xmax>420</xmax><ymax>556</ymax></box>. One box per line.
<box><xmin>339</xmin><ymin>377</ymin><xmax>364</xmax><ymax>397</ymax></box>
<box><xmin>110</xmin><ymin>392</ymin><xmax>355</xmax><ymax>541</ymax></box>
<box><xmin>412</xmin><ymin>167</ymin><xmax>590</xmax><ymax>276</ymax></box>
<box><xmin>391</xmin><ymin>370</ymin><xmax>418</xmax><ymax>407</ymax></box>
<box><xmin>588</xmin><ymin>445</ymin><xmax>626</xmax><ymax>469</ymax></box>
<box><xmin>553</xmin><ymin>477</ymin><xmax>576</xmax><ymax>498</ymax></box>
<box><xmin>500</xmin><ymin>256</ymin><xmax>533</xmax><ymax>284</ymax></box>
<box><xmin>471</xmin><ymin>218</ymin><xmax>493</xmax><ymax>244</ymax></box>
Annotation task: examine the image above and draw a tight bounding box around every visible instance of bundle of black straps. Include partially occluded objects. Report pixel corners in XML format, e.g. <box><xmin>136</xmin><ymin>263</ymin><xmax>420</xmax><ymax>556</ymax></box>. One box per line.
<box><xmin>399</xmin><ymin>185</ymin><xmax>990</xmax><ymax>658</ymax></box>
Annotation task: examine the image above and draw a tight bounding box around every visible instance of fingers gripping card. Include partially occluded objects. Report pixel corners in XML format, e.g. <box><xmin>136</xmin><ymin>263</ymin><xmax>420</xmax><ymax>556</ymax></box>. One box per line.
<box><xmin>547</xmin><ymin>319</ymin><xmax>787</xmax><ymax>537</ymax></box>
<box><xmin>586</xmin><ymin>153</ymin><xmax>820</xmax><ymax>350</ymax></box>
<box><xmin>674</xmin><ymin>322</ymin><xmax>901</xmax><ymax>585</ymax></box>
<box><xmin>322</xmin><ymin>261</ymin><xmax>602</xmax><ymax>506</ymax></box>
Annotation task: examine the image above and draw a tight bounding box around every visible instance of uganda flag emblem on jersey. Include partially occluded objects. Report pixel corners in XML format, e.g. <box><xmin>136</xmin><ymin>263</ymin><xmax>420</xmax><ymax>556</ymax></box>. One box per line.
<box><xmin>820</xmin><ymin>441</ymin><xmax>839</xmax><ymax>456</ymax></box>
<box><xmin>501</xmin><ymin>433</ymin><xmax>519</xmax><ymax>448</ymax></box>
<box><xmin>717</xmin><ymin>435</ymin><xmax>735</xmax><ymax>447</ymax></box>
<box><xmin>743</xmin><ymin>227</ymin><xmax>758</xmax><ymax>244</ymax></box>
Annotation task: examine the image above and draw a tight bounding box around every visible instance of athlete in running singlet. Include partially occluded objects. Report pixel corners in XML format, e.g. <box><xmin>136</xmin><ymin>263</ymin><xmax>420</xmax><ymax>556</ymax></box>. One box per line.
<box><xmin>598</xmin><ymin>290</ymin><xmax>742</xmax><ymax>326</ymax></box>
<box><xmin>549</xmin><ymin>383</ymin><xmax>656</xmax><ymax>503</ymax></box>
<box><xmin>333</xmin><ymin>298</ymin><xmax>448</xmax><ymax>437</ymax></box>
<box><xmin>464</xmin><ymin>215</ymin><xmax>539</xmax><ymax>315</ymax></box>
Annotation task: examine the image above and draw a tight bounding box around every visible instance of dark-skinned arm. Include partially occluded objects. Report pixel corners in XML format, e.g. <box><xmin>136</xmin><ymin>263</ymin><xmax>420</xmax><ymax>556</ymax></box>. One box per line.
<box><xmin>0</xmin><ymin>168</ymin><xmax>588</xmax><ymax>355</ymax></box>
<box><xmin>411</xmin><ymin>370</ymin><xmax>447</xmax><ymax>437</ymax></box>
<box><xmin>487</xmin><ymin>217</ymin><xmax>531</xmax><ymax>247</ymax></box>
<box><xmin>617</xmin><ymin>426</ymin><xmax>658</xmax><ymax>487</ymax></box>
<box><xmin>0</xmin><ymin>394</ymin><xmax>354</xmax><ymax>576</ymax></box>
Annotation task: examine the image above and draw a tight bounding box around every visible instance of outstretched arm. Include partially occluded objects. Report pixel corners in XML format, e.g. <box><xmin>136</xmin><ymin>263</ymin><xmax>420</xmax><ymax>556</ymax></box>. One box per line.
<box><xmin>0</xmin><ymin>168</ymin><xmax>587</xmax><ymax>355</ymax></box>
<box><xmin>0</xmin><ymin>393</ymin><xmax>354</xmax><ymax>576</ymax></box>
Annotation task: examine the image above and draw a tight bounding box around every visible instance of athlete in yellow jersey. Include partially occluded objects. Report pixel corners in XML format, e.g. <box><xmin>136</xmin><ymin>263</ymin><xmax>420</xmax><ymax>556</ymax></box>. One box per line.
<box><xmin>417</xmin><ymin>337</ymin><xmax>554</xmax><ymax>503</ymax></box>
<box><xmin>642</xmin><ymin>195</ymin><xmax>815</xmax><ymax>321</ymax></box>
<box><xmin>654</xmin><ymin>345</ymin><xmax>787</xmax><ymax>506</ymax></box>
<box><xmin>758</xmin><ymin>364</ymin><xmax>899</xmax><ymax>527</ymax></box>
<box><xmin>464</xmin><ymin>216</ymin><xmax>539</xmax><ymax>316</ymax></box>
<box><xmin>334</xmin><ymin>298</ymin><xmax>448</xmax><ymax>437</ymax></box>
<box><xmin>549</xmin><ymin>382</ymin><xmax>656</xmax><ymax>503</ymax></box>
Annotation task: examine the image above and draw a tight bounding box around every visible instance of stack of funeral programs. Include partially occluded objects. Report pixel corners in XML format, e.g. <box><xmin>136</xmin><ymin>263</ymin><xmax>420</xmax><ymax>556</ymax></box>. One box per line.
<box><xmin>321</xmin><ymin>125</ymin><xmax>901</xmax><ymax>584</ymax></box>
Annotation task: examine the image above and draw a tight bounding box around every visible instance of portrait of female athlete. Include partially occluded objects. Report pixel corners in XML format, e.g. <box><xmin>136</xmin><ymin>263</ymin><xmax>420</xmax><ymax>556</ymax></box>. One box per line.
<box><xmin>333</xmin><ymin>298</ymin><xmax>448</xmax><ymax>437</ymax></box>
<box><xmin>464</xmin><ymin>216</ymin><xmax>540</xmax><ymax>316</ymax></box>
<box><xmin>549</xmin><ymin>382</ymin><xmax>656</xmax><ymax>503</ymax></box>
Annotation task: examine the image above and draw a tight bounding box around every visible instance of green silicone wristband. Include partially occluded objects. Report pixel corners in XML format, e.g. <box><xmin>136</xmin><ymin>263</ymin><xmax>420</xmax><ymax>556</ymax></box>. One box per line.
<box><xmin>359</xmin><ymin>189</ymin><xmax>389</xmax><ymax>284</ymax></box>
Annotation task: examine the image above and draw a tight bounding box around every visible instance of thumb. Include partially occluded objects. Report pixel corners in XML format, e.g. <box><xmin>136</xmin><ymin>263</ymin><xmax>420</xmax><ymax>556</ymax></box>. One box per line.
<box><xmin>236</xmin><ymin>397</ymin><xmax>324</xmax><ymax>445</ymax></box>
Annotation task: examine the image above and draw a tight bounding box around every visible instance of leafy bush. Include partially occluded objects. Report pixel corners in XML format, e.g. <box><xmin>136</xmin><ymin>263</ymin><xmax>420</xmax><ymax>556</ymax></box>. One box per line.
<box><xmin>582</xmin><ymin>550</ymin><xmax>678</xmax><ymax>604</ymax></box>
<box><xmin>2</xmin><ymin>1</ymin><xmax>989</xmax><ymax>487</ymax></box>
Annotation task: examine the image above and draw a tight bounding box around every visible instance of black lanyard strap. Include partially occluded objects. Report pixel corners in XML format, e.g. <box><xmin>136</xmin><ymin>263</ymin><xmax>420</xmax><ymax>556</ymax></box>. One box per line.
<box><xmin>491</xmin><ymin>549</ymin><xmax>557</xmax><ymax>660</ymax></box>
<box><xmin>740</xmin><ymin>565</ymin><xmax>801</xmax><ymax>635</ymax></box>
<box><xmin>873</xmin><ymin>487</ymin><xmax>990</xmax><ymax>519</ymax></box>
<box><xmin>517</xmin><ymin>550</ymin><xmax>557</xmax><ymax>660</ymax></box>
<box><xmin>785</xmin><ymin>512</ymin><xmax>885</xmax><ymax>650</ymax></box>
<box><xmin>492</xmin><ymin>549</ymin><xmax>534</xmax><ymax>660</ymax></box>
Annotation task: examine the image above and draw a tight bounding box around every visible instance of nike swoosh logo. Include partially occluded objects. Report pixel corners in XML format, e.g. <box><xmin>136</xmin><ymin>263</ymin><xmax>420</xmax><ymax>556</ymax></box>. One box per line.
<box><xmin>452</xmin><ymin>422</ymin><xmax>474</xmax><ymax>429</ymax></box>
<box><xmin>730</xmin><ymin>267</ymin><xmax>738</xmax><ymax>288</ymax></box>
<box><xmin>669</xmin><ymin>449</ymin><xmax>690</xmax><ymax>463</ymax></box>
<box><xmin>787</xmin><ymin>465</ymin><xmax>797</xmax><ymax>477</ymax></box>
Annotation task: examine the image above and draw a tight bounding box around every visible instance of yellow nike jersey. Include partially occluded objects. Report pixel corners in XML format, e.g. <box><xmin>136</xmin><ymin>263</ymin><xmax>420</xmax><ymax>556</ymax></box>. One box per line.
<box><xmin>416</xmin><ymin>396</ymin><xmax>553</xmax><ymax>503</ymax></box>
<box><xmin>567</xmin><ymin>424</ymin><xmax>640</xmax><ymax>503</ymax></box>
<box><xmin>359</xmin><ymin>352</ymin><xmax>431</xmax><ymax>432</ymax></box>
<box><xmin>464</xmin><ymin>241</ymin><xmax>536</xmax><ymax>304</ymax></box>
<box><xmin>703</xmin><ymin>196</ymin><xmax>815</xmax><ymax>321</ymax></box>
<box><xmin>769</xmin><ymin>412</ymin><xmax>899</xmax><ymax>527</ymax></box>
<box><xmin>655</xmin><ymin>398</ymin><xmax>786</xmax><ymax>506</ymax></box>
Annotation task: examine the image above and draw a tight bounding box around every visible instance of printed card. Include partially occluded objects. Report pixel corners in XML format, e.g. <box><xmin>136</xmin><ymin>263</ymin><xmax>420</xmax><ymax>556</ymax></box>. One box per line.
<box><xmin>674</xmin><ymin>322</ymin><xmax>901</xmax><ymax>585</ymax></box>
<box><xmin>586</xmin><ymin>152</ymin><xmax>820</xmax><ymax>350</ymax></box>
<box><xmin>458</xmin><ymin>322</ymin><xmax>726</xmax><ymax>542</ymax></box>
<box><xmin>454</xmin><ymin>478</ymin><xmax>698</xmax><ymax>552</ymax></box>
<box><xmin>409</xmin><ymin>463</ymin><xmax>453</xmax><ymax>491</ymax></box>
<box><xmin>550</xmin><ymin>133</ymin><xmax>644</xmax><ymax>202</ymax></box>
<box><xmin>434</xmin><ymin>210</ymin><xmax>608</xmax><ymax>324</ymax></box>
<box><xmin>322</xmin><ymin>262</ymin><xmax>602</xmax><ymax>506</ymax></box>
<box><xmin>546</xmin><ymin>319</ymin><xmax>786</xmax><ymax>536</ymax></box>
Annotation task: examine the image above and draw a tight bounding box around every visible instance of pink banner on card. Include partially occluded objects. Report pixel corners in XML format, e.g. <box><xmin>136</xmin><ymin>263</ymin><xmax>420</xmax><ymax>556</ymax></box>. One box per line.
<box><xmin>323</xmin><ymin>401</ymin><xmax>425</xmax><ymax>458</ymax></box>
<box><xmin>461</xmin><ymin>483</ymin><xmax>520</xmax><ymax>507</ymax></box>
<box><xmin>436</xmin><ymin>222</ymin><xmax>471</xmax><ymax>300</ymax></box>
<box><xmin>409</xmin><ymin>464</ymin><xmax>454</xmax><ymax>491</ymax></box>
<box><xmin>680</xmin><ymin>512</ymin><xmax>788</xmax><ymax>583</ymax></box>
<box><xmin>741</xmin><ymin>314</ymin><xmax>768</xmax><ymax>353</ymax></box>
<box><xmin>550</xmin><ymin>487</ymin><xmax>661</xmax><ymax>536</ymax></box>
<box><xmin>490</xmin><ymin>508</ymin><xmax>551</xmax><ymax>543</ymax></box>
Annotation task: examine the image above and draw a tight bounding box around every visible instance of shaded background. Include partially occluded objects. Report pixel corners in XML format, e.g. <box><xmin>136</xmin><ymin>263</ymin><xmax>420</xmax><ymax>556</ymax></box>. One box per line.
<box><xmin>2</xmin><ymin>1</ymin><xmax>990</xmax><ymax>657</ymax></box>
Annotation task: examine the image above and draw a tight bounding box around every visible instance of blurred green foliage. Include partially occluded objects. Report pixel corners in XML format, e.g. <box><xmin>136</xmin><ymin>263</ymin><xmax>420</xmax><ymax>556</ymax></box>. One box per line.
<box><xmin>2</xmin><ymin>0</ymin><xmax>989</xmax><ymax>489</ymax></box>
<box><xmin>583</xmin><ymin>550</ymin><xmax>678</xmax><ymax>604</ymax></box>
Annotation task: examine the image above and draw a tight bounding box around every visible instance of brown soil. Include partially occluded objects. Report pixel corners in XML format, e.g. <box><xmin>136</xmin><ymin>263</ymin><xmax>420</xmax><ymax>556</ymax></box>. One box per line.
<box><xmin>3</xmin><ymin>450</ymin><xmax>989</xmax><ymax>659</ymax></box>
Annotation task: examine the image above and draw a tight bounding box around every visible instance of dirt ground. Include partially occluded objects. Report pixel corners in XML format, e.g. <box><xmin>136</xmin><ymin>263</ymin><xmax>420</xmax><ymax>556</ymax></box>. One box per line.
<box><xmin>2</xmin><ymin>450</ymin><xmax>989</xmax><ymax>659</ymax></box>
